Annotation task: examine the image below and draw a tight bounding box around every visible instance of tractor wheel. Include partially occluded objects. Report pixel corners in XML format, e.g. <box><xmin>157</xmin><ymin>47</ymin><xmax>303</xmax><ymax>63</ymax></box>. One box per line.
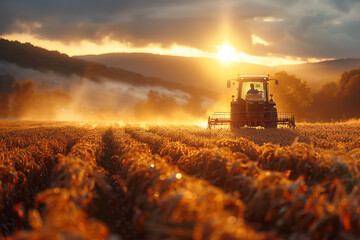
<box><xmin>265</xmin><ymin>108</ymin><xmax>278</xmax><ymax>129</ymax></box>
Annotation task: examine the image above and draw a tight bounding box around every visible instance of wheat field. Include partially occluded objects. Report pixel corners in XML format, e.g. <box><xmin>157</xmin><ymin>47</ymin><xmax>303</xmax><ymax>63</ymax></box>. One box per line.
<box><xmin>1</xmin><ymin>121</ymin><xmax>360</xmax><ymax>240</ymax></box>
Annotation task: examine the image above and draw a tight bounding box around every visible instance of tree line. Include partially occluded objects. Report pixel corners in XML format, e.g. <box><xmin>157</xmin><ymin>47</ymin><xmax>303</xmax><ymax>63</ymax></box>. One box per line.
<box><xmin>269</xmin><ymin>69</ymin><xmax>360</xmax><ymax>121</ymax></box>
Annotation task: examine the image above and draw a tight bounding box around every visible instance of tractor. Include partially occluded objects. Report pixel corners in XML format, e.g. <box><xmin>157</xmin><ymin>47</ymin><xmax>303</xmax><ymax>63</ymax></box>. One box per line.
<box><xmin>208</xmin><ymin>74</ymin><xmax>295</xmax><ymax>129</ymax></box>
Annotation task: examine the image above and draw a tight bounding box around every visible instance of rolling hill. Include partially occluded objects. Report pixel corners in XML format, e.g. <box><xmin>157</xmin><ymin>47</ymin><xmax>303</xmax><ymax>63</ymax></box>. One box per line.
<box><xmin>77</xmin><ymin>53</ymin><xmax>360</xmax><ymax>92</ymax></box>
<box><xmin>76</xmin><ymin>53</ymin><xmax>273</xmax><ymax>92</ymax></box>
<box><xmin>0</xmin><ymin>38</ymin><xmax>216</xmax><ymax>99</ymax></box>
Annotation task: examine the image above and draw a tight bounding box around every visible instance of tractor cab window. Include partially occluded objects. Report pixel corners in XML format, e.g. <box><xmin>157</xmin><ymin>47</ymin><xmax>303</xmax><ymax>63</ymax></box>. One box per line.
<box><xmin>240</xmin><ymin>81</ymin><xmax>266</xmax><ymax>101</ymax></box>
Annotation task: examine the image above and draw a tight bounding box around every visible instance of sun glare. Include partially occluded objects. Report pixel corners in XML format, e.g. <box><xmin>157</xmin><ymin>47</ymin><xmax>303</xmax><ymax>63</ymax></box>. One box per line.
<box><xmin>2</xmin><ymin>33</ymin><xmax>334</xmax><ymax>66</ymax></box>
<box><xmin>217</xmin><ymin>45</ymin><xmax>238</xmax><ymax>62</ymax></box>
<box><xmin>194</xmin><ymin>121</ymin><xmax>209</xmax><ymax>129</ymax></box>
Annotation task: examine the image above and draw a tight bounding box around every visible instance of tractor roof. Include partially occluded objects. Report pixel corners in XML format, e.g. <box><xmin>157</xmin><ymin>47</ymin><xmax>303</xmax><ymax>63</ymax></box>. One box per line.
<box><xmin>237</xmin><ymin>75</ymin><xmax>269</xmax><ymax>82</ymax></box>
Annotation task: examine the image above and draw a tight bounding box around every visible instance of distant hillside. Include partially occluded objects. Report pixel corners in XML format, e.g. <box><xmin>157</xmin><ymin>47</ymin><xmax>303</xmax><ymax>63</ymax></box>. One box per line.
<box><xmin>76</xmin><ymin>53</ymin><xmax>273</xmax><ymax>92</ymax></box>
<box><xmin>279</xmin><ymin>58</ymin><xmax>360</xmax><ymax>91</ymax></box>
<box><xmin>0</xmin><ymin>38</ymin><xmax>216</xmax><ymax>99</ymax></box>
<box><xmin>77</xmin><ymin>53</ymin><xmax>360</xmax><ymax>92</ymax></box>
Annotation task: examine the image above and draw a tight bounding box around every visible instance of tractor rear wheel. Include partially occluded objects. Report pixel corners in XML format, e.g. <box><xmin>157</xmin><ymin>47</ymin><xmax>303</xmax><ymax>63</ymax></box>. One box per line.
<box><xmin>265</xmin><ymin>107</ymin><xmax>277</xmax><ymax>129</ymax></box>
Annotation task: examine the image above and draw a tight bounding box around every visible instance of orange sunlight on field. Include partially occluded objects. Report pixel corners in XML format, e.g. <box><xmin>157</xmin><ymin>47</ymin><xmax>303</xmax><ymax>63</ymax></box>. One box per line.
<box><xmin>1</xmin><ymin>121</ymin><xmax>360</xmax><ymax>239</ymax></box>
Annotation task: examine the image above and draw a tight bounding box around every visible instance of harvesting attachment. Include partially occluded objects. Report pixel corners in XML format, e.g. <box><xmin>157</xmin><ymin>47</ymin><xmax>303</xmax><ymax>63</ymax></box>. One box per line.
<box><xmin>208</xmin><ymin>75</ymin><xmax>295</xmax><ymax>129</ymax></box>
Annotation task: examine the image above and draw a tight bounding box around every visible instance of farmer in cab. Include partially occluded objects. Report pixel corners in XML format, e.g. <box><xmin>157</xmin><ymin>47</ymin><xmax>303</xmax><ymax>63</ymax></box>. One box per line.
<box><xmin>247</xmin><ymin>83</ymin><xmax>259</xmax><ymax>94</ymax></box>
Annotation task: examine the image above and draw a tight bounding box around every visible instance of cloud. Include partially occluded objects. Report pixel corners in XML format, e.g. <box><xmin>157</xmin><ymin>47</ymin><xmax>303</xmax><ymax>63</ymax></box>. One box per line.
<box><xmin>328</xmin><ymin>0</ymin><xmax>360</xmax><ymax>12</ymax></box>
<box><xmin>251</xmin><ymin>34</ymin><xmax>270</xmax><ymax>46</ymax></box>
<box><xmin>1</xmin><ymin>0</ymin><xmax>360</xmax><ymax>59</ymax></box>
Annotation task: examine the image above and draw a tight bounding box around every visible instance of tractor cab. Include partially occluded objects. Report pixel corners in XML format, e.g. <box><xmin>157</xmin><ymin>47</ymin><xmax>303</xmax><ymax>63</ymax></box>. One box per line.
<box><xmin>228</xmin><ymin>75</ymin><xmax>273</xmax><ymax>102</ymax></box>
<box><xmin>239</xmin><ymin>79</ymin><xmax>267</xmax><ymax>102</ymax></box>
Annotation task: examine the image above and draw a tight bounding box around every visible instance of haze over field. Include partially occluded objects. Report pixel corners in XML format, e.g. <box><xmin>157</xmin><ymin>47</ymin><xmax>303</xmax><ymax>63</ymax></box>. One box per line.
<box><xmin>0</xmin><ymin>0</ymin><xmax>360</xmax><ymax>122</ymax></box>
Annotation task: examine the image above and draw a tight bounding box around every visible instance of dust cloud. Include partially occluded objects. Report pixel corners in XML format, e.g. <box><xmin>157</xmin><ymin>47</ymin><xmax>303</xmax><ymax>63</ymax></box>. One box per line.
<box><xmin>10</xmin><ymin>80</ymin><xmax>72</xmax><ymax>119</ymax></box>
<box><xmin>0</xmin><ymin>73</ymin><xmax>210</xmax><ymax>121</ymax></box>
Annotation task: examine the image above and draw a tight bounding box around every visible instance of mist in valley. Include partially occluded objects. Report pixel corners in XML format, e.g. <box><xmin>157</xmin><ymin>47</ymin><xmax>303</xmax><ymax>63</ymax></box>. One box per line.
<box><xmin>0</xmin><ymin>62</ymin><xmax>212</xmax><ymax>121</ymax></box>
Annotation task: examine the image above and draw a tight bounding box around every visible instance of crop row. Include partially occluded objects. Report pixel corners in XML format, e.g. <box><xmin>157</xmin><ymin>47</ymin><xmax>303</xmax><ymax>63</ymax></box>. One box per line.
<box><xmin>11</xmin><ymin>127</ymin><xmax>110</xmax><ymax>239</ymax></box>
<box><xmin>102</xmin><ymin>128</ymin><xmax>268</xmax><ymax>240</ymax></box>
<box><xmin>0</xmin><ymin>126</ymin><xmax>90</xmax><ymax>236</ymax></box>
<box><xmin>145</xmin><ymin>126</ymin><xmax>360</xmax><ymax>188</ymax></box>
<box><xmin>126</xmin><ymin>126</ymin><xmax>360</xmax><ymax>239</ymax></box>
<box><xmin>147</xmin><ymin>123</ymin><xmax>360</xmax><ymax>151</ymax></box>
<box><xmin>294</xmin><ymin>123</ymin><xmax>360</xmax><ymax>150</ymax></box>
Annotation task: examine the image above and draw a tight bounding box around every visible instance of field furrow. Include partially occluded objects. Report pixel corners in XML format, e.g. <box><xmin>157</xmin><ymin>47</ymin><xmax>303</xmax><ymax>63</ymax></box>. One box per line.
<box><xmin>0</xmin><ymin>126</ymin><xmax>94</xmax><ymax>236</ymax></box>
<box><xmin>10</xmin><ymin>127</ymin><xmax>110</xmax><ymax>239</ymax></box>
<box><xmin>106</xmin><ymin>127</ymin><xmax>271</xmax><ymax>240</ymax></box>
<box><xmin>145</xmin><ymin>126</ymin><xmax>360</xmax><ymax>187</ymax></box>
<box><xmin>126</xmin><ymin>125</ymin><xmax>360</xmax><ymax>239</ymax></box>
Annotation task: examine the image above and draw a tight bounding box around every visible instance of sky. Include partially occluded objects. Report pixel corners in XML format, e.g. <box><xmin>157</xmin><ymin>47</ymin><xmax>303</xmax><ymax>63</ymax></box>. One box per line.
<box><xmin>1</xmin><ymin>0</ymin><xmax>360</xmax><ymax>65</ymax></box>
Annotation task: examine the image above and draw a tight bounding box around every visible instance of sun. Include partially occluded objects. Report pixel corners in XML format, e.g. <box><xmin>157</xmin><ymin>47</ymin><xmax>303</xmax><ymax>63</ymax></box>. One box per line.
<box><xmin>217</xmin><ymin>45</ymin><xmax>238</xmax><ymax>62</ymax></box>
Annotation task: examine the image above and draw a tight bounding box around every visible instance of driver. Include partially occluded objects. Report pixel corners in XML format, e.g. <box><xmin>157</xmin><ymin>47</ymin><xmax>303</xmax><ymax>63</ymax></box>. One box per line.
<box><xmin>247</xmin><ymin>83</ymin><xmax>259</xmax><ymax>94</ymax></box>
